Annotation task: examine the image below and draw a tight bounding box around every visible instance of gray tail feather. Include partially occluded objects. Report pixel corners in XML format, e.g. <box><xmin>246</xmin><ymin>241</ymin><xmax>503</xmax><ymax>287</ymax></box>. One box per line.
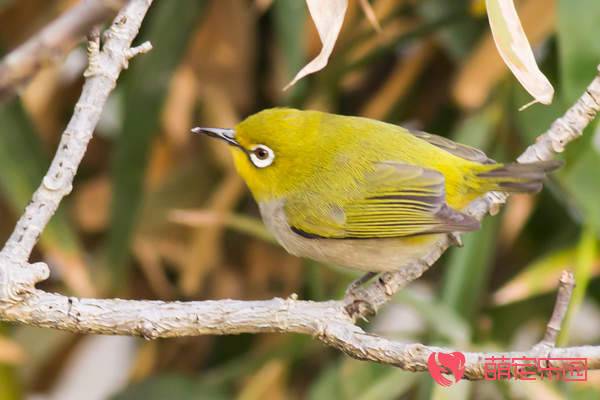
<box><xmin>477</xmin><ymin>160</ymin><xmax>563</xmax><ymax>193</ymax></box>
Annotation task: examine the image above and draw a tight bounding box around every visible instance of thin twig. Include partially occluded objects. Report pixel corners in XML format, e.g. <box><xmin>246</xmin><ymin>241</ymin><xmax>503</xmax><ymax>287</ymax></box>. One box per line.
<box><xmin>539</xmin><ymin>270</ymin><xmax>576</xmax><ymax>347</ymax></box>
<box><xmin>0</xmin><ymin>0</ymin><xmax>125</xmax><ymax>101</ymax></box>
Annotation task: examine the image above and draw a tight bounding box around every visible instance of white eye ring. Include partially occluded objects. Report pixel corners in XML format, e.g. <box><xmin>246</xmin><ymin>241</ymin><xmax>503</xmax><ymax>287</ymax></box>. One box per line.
<box><xmin>249</xmin><ymin>144</ymin><xmax>275</xmax><ymax>168</ymax></box>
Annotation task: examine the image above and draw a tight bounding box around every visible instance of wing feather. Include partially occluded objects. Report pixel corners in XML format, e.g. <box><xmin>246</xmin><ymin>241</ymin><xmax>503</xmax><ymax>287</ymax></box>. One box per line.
<box><xmin>408</xmin><ymin>130</ymin><xmax>495</xmax><ymax>164</ymax></box>
<box><xmin>286</xmin><ymin>162</ymin><xmax>480</xmax><ymax>239</ymax></box>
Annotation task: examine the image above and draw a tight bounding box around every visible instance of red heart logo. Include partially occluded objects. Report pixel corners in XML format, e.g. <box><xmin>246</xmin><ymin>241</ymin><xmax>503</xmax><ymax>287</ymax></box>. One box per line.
<box><xmin>427</xmin><ymin>351</ymin><xmax>466</xmax><ymax>386</ymax></box>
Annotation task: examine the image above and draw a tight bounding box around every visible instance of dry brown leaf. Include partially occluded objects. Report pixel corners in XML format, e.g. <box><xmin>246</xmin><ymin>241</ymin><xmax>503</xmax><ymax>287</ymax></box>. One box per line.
<box><xmin>128</xmin><ymin>341</ymin><xmax>158</xmax><ymax>383</ymax></box>
<box><xmin>342</xmin><ymin>17</ymin><xmax>416</xmax><ymax>77</ymax></box>
<box><xmin>493</xmin><ymin>252</ymin><xmax>600</xmax><ymax>306</ymax></box>
<box><xmin>45</xmin><ymin>248</ymin><xmax>96</xmax><ymax>297</ymax></box>
<box><xmin>73</xmin><ymin>175</ymin><xmax>111</xmax><ymax>233</ymax></box>
<box><xmin>284</xmin><ymin>0</ymin><xmax>348</xmax><ymax>90</ymax></box>
<box><xmin>198</xmin><ymin>84</ymin><xmax>240</xmax><ymax>169</ymax></box>
<box><xmin>133</xmin><ymin>238</ymin><xmax>176</xmax><ymax>300</ymax></box>
<box><xmin>359</xmin><ymin>42</ymin><xmax>433</xmax><ymax>119</ymax></box>
<box><xmin>498</xmin><ymin>193</ymin><xmax>535</xmax><ymax>249</ymax></box>
<box><xmin>486</xmin><ymin>0</ymin><xmax>554</xmax><ymax>105</ymax></box>
<box><xmin>471</xmin><ymin>0</ymin><xmax>487</xmax><ymax>16</ymax></box>
<box><xmin>21</xmin><ymin>48</ymin><xmax>87</xmax><ymax>145</ymax></box>
<box><xmin>0</xmin><ymin>0</ymin><xmax>57</xmax><ymax>47</ymax></box>
<box><xmin>21</xmin><ymin>65</ymin><xmax>62</xmax><ymax>142</ymax></box>
<box><xmin>206</xmin><ymin>264</ymin><xmax>244</xmax><ymax>300</ymax></box>
<box><xmin>237</xmin><ymin>360</ymin><xmax>288</xmax><ymax>400</ymax></box>
<box><xmin>187</xmin><ymin>0</ymin><xmax>256</xmax><ymax>110</ymax></box>
<box><xmin>169</xmin><ymin>209</ymin><xmax>225</xmax><ymax>227</ymax></box>
<box><xmin>0</xmin><ymin>336</ymin><xmax>26</xmax><ymax>365</ymax></box>
<box><xmin>180</xmin><ymin>173</ymin><xmax>245</xmax><ymax>296</ymax></box>
<box><xmin>161</xmin><ymin>63</ymin><xmax>198</xmax><ymax>148</ymax></box>
<box><xmin>358</xmin><ymin>0</ymin><xmax>381</xmax><ymax>32</ymax></box>
<box><xmin>134</xmin><ymin>232</ymin><xmax>190</xmax><ymax>275</ymax></box>
<box><xmin>254</xmin><ymin>0</ymin><xmax>274</xmax><ymax>13</ymax></box>
<box><xmin>145</xmin><ymin>138</ymin><xmax>176</xmax><ymax>189</ymax></box>
<box><xmin>245</xmin><ymin>240</ymin><xmax>302</xmax><ymax>299</ymax></box>
<box><xmin>453</xmin><ymin>0</ymin><xmax>555</xmax><ymax>109</ymax></box>
<box><xmin>341</xmin><ymin>11</ymin><xmax>415</xmax><ymax>91</ymax></box>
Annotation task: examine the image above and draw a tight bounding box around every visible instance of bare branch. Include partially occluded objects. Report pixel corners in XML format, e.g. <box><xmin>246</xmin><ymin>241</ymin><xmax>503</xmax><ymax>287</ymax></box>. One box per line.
<box><xmin>0</xmin><ymin>0</ymin><xmax>598</xmax><ymax>380</ymax></box>
<box><xmin>0</xmin><ymin>286</ymin><xmax>597</xmax><ymax>380</ymax></box>
<box><xmin>0</xmin><ymin>0</ymin><xmax>126</xmax><ymax>101</ymax></box>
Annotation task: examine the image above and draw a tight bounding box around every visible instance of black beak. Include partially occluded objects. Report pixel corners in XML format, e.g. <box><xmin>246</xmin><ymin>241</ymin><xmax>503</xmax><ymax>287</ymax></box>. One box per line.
<box><xmin>191</xmin><ymin>127</ymin><xmax>238</xmax><ymax>147</ymax></box>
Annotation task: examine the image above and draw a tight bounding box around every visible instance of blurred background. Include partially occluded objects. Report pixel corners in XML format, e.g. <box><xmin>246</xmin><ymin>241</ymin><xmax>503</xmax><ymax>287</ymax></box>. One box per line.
<box><xmin>0</xmin><ymin>0</ymin><xmax>599</xmax><ymax>399</ymax></box>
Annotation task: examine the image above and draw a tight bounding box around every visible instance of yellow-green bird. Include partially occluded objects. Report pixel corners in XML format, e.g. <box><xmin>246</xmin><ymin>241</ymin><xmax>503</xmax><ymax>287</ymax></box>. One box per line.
<box><xmin>192</xmin><ymin>108</ymin><xmax>559</xmax><ymax>274</ymax></box>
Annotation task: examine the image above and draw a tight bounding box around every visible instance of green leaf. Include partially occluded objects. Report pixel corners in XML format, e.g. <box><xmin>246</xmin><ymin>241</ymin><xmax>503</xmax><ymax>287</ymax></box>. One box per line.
<box><xmin>395</xmin><ymin>289</ymin><xmax>470</xmax><ymax>346</ymax></box>
<box><xmin>558</xmin><ymin>0</ymin><xmax>600</xmax><ymax>103</ymax></box>
<box><xmin>452</xmin><ymin>104</ymin><xmax>500</xmax><ymax>150</ymax></box>
<box><xmin>111</xmin><ymin>375</ymin><xmax>228</xmax><ymax>400</ymax></box>
<box><xmin>512</xmin><ymin>84</ymin><xmax>566</xmax><ymax>145</ymax></box>
<box><xmin>558</xmin><ymin>226</ymin><xmax>596</xmax><ymax>345</ymax></box>
<box><xmin>561</xmin><ymin>146</ymin><xmax>600</xmax><ymax>235</ymax></box>
<box><xmin>105</xmin><ymin>0</ymin><xmax>206</xmax><ymax>289</ymax></box>
<box><xmin>308</xmin><ymin>363</ymin><xmax>341</xmax><ymax>400</ymax></box>
<box><xmin>431</xmin><ymin>380</ymin><xmax>472</xmax><ymax>400</ymax></box>
<box><xmin>308</xmin><ymin>360</ymin><xmax>416</xmax><ymax>400</ymax></box>
<box><xmin>356</xmin><ymin>369</ymin><xmax>417</xmax><ymax>400</ymax></box>
<box><xmin>273</xmin><ymin>0</ymin><xmax>307</xmax><ymax>104</ymax></box>
<box><xmin>553</xmin><ymin>0</ymin><xmax>600</xmax><ymax>236</ymax></box>
<box><xmin>418</xmin><ymin>0</ymin><xmax>483</xmax><ymax>60</ymax></box>
<box><xmin>441</xmin><ymin>106</ymin><xmax>500</xmax><ymax>322</ymax></box>
<box><xmin>0</xmin><ymin>364</ymin><xmax>20</xmax><ymax>400</ymax></box>
<box><xmin>492</xmin><ymin>246</ymin><xmax>582</xmax><ymax>305</ymax></box>
<box><xmin>442</xmin><ymin>216</ymin><xmax>500</xmax><ymax>321</ymax></box>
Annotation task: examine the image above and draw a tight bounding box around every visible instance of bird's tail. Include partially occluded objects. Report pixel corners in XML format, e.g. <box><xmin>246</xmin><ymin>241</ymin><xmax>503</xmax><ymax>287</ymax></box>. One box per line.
<box><xmin>476</xmin><ymin>160</ymin><xmax>562</xmax><ymax>193</ymax></box>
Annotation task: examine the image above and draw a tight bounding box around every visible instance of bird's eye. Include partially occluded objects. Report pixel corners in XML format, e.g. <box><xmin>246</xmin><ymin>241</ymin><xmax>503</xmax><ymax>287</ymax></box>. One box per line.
<box><xmin>249</xmin><ymin>145</ymin><xmax>275</xmax><ymax>168</ymax></box>
<box><xmin>255</xmin><ymin>148</ymin><xmax>269</xmax><ymax>160</ymax></box>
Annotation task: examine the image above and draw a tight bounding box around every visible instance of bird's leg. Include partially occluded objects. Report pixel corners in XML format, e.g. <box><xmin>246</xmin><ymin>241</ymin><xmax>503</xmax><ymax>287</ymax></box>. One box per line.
<box><xmin>344</xmin><ymin>259</ymin><xmax>435</xmax><ymax>321</ymax></box>
<box><xmin>345</xmin><ymin>272</ymin><xmax>378</xmax><ymax>297</ymax></box>
<box><xmin>344</xmin><ymin>272</ymin><xmax>378</xmax><ymax>321</ymax></box>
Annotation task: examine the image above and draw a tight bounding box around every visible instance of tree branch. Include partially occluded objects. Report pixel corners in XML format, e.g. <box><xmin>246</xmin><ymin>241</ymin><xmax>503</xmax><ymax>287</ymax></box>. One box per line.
<box><xmin>0</xmin><ymin>0</ymin><xmax>126</xmax><ymax>102</ymax></box>
<box><xmin>0</xmin><ymin>0</ymin><xmax>598</xmax><ymax>381</ymax></box>
<box><xmin>0</xmin><ymin>276</ymin><xmax>597</xmax><ymax>380</ymax></box>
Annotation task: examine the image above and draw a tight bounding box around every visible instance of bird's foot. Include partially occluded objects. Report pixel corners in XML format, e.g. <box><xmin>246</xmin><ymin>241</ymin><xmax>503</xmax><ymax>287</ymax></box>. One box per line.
<box><xmin>344</xmin><ymin>272</ymin><xmax>378</xmax><ymax>321</ymax></box>
<box><xmin>344</xmin><ymin>298</ymin><xmax>376</xmax><ymax>322</ymax></box>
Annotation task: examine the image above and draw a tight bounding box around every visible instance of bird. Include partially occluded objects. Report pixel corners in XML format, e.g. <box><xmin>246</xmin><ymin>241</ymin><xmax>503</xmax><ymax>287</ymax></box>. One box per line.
<box><xmin>192</xmin><ymin>108</ymin><xmax>560</xmax><ymax>279</ymax></box>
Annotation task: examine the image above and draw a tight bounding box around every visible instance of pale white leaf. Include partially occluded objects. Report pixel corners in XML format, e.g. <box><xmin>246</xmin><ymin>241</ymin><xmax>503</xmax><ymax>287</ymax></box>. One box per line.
<box><xmin>486</xmin><ymin>0</ymin><xmax>554</xmax><ymax>105</ymax></box>
<box><xmin>283</xmin><ymin>0</ymin><xmax>348</xmax><ymax>90</ymax></box>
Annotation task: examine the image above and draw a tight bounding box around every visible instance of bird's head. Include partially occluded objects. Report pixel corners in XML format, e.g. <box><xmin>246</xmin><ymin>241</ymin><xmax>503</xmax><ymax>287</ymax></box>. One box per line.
<box><xmin>193</xmin><ymin>108</ymin><xmax>336</xmax><ymax>202</ymax></box>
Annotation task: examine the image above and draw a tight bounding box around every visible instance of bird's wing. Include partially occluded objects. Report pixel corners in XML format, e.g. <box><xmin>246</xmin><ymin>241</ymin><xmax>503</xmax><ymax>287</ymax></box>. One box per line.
<box><xmin>285</xmin><ymin>161</ymin><xmax>480</xmax><ymax>239</ymax></box>
<box><xmin>408</xmin><ymin>130</ymin><xmax>495</xmax><ymax>164</ymax></box>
